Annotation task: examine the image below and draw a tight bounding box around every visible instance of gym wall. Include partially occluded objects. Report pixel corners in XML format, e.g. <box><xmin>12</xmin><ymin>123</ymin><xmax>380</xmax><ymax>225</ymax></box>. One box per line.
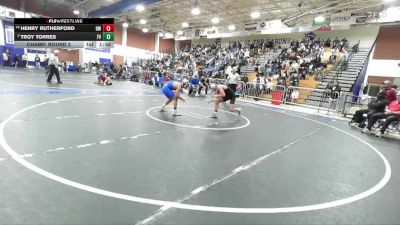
<box><xmin>57</xmin><ymin>49</ymin><xmax>79</xmax><ymax>65</ymax></box>
<box><xmin>191</xmin><ymin>24</ymin><xmax>380</xmax><ymax>48</ymax></box>
<box><xmin>366</xmin><ymin>25</ymin><xmax>400</xmax><ymax>85</ymax></box>
<box><xmin>159</xmin><ymin>38</ymin><xmax>175</xmax><ymax>52</ymax></box>
<box><xmin>126</xmin><ymin>27</ymin><xmax>155</xmax><ymax>51</ymax></box>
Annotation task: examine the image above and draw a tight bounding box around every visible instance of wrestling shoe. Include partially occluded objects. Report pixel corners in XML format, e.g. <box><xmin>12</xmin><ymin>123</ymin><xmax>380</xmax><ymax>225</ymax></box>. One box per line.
<box><xmin>209</xmin><ymin>113</ymin><xmax>218</xmax><ymax>119</ymax></box>
<box><xmin>362</xmin><ymin>128</ymin><xmax>372</xmax><ymax>135</ymax></box>
<box><xmin>236</xmin><ymin>108</ymin><xmax>241</xmax><ymax>117</ymax></box>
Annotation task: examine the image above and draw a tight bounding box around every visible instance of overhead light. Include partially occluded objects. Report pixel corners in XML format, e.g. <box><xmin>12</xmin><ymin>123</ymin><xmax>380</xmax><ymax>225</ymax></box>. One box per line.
<box><xmin>159</xmin><ymin>33</ymin><xmax>164</xmax><ymax>37</ymax></box>
<box><xmin>250</xmin><ymin>11</ymin><xmax>260</xmax><ymax>19</ymax></box>
<box><xmin>228</xmin><ymin>24</ymin><xmax>235</xmax><ymax>31</ymax></box>
<box><xmin>191</xmin><ymin>7</ymin><xmax>200</xmax><ymax>15</ymax></box>
<box><xmin>140</xmin><ymin>19</ymin><xmax>147</xmax><ymax>24</ymax></box>
<box><xmin>136</xmin><ymin>4</ymin><xmax>145</xmax><ymax>12</ymax></box>
<box><xmin>122</xmin><ymin>22</ymin><xmax>129</xmax><ymax>28</ymax></box>
<box><xmin>142</xmin><ymin>28</ymin><xmax>149</xmax><ymax>33</ymax></box>
<box><xmin>383</xmin><ymin>0</ymin><xmax>395</xmax><ymax>2</ymax></box>
<box><xmin>211</xmin><ymin>17</ymin><xmax>220</xmax><ymax>24</ymax></box>
<box><xmin>165</xmin><ymin>33</ymin><xmax>174</xmax><ymax>38</ymax></box>
<box><xmin>73</xmin><ymin>10</ymin><xmax>79</xmax><ymax>15</ymax></box>
<box><xmin>177</xmin><ymin>30</ymin><xmax>183</xmax><ymax>35</ymax></box>
<box><xmin>314</xmin><ymin>15</ymin><xmax>325</xmax><ymax>23</ymax></box>
<box><xmin>182</xmin><ymin>22</ymin><xmax>189</xmax><ymax>28</ymax></box>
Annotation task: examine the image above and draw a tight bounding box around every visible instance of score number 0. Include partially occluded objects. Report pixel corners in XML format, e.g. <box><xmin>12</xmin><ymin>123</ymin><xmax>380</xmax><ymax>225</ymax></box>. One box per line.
<box><xmin>102</xmin><ymin>24</ymin><xmax>114</xmax><ymax>32</ymax></box>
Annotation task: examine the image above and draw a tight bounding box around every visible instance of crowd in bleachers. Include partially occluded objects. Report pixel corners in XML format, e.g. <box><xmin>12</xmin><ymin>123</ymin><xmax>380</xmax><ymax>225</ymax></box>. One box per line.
<box><xmin>257</xmin><ymin>36</ymin><xmax>351</xmax><ymax>87</ymax></box>
<box><xmin>62</xmin><ymin>33</ymin><xmax>353</xmax><ymax>93</ymax></box>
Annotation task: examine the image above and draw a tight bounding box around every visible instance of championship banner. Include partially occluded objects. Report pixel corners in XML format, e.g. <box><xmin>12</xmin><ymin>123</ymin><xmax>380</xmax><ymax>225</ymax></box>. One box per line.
<box><xmin>312</xmin><ymin>17</ymin><xmax>331</xmax><ymax>27</ymax></box>
<box><xmin>330</xmin><ymin>14</ymin><xmax>355</xmax><ymax>26</ymax></box>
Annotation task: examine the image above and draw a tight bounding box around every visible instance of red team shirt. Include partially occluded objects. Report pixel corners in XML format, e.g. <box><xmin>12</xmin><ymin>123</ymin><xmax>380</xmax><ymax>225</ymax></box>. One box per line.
<box><xmin>388</xmin><ymin>100</ymin><xmax>400</xmax><ymax>119</ymax></box>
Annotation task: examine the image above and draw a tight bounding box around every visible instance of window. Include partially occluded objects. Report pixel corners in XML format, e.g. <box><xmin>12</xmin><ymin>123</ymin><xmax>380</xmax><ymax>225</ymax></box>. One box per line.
<box><xmin>5</xmin><ymin>26</ymin><xmax>14</xmax><ymax>44</ymax></box>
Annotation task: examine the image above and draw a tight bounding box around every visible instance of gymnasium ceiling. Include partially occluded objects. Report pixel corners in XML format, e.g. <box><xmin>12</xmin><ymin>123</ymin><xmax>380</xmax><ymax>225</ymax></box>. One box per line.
<box><xmin>32</xmin><ymin>0</ymin><xmax>400</xmax><ymax>34</ymax></box>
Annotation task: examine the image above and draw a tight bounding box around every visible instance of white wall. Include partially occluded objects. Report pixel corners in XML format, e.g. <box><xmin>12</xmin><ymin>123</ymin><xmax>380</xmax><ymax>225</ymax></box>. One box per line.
<box><xmin>111</xmin><ymin>44</ymin><xmax>154</xmax><ymax>59</ymax></box>
<box><xmin>0</xmin><ymin>19</ymin><xmax>4</xmax><ymax>46</ymax></box>
<box><xmin>367</xmin><ymin>60</ymin><xmax>400</xmax><ymax>78</ymax></box>
<box><xmin>81</xmin><ymin>48</ymin><xmax>112</xmax><ymax>64</ymax></box>
<box><xmin>363</xmin><ymin>43</ymin><xmax>400</xmax><ymax>86</ymax></box>
<box><xmin>192</xmin><ymin>24</ymin><xmax>380</xmax><ymax>48</ymax></box>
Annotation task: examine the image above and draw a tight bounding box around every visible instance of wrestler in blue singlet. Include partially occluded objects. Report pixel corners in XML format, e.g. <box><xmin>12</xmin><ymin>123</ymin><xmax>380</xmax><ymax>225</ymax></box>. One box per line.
<box><xmin>162</xmin><ymin>81</ymin><xmax>176</xmax><ymax>100</ymax></box>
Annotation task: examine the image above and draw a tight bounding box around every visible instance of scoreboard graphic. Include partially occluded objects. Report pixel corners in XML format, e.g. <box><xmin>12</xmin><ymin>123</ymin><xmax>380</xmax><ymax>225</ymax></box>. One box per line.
<box><xmin>14</xmin><ymin>18</ymin><xmax>114</xmax><ymax>49</ymax></box>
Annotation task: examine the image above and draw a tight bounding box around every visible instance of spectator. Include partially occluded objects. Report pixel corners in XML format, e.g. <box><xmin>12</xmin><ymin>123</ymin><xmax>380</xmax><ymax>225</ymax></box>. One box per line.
<box><xmin>34</xmin><ymin>54</ymin><xmax>41</xmax><ymax>69</ymax></box>
<box><xmin>227</xmin><ymin>67</ymin><xmax>240</xmax><ymax>94</ymax></box>
<box><xmin>328</xmin><ymin>81</ymin><xmax>341</xmax><ymax>110</ymax></box>
<box><xmin>225</xmin><ymin>64</ymin><xmax>232</xmax><ymax>78</ymax></box>
<box><xmin>14</xmin><ymin>53</ymin><xmax>20</xmax><ymax>68</ymax></box>
<box><xmin>44</xmin><ymin>54</ymin><xmax>50</xmax><ymax>76</ymax></box>
<box><xmin>349</xmin><ymin>91</ymin><xmax>387</xmax><ymax>128</ymax></box>
<box><xmin>382</xmin><ymin>80</ymin><xmax>397</xmax><ymax>105</ymax></box>
<box><xmin>363</xmin><ymin>91</ymin><xmax>400</xmax><ymax>137</ymax></box>
<box><xmin>22</xmin><ymin>53</ymin><xmax>28</xmax><ymax>68</ymax></box>
<box><xmin>2</xmin><ymin>50</ymin><xmax>8</xmax><ymax>66</ymax></box>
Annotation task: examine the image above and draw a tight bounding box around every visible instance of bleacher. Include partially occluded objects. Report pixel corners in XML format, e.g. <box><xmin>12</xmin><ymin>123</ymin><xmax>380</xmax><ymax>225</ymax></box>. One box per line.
<box><xmin>305</xmin><ymin>47</ymin><xmax>372</xmax><ymax>108</ymax></box>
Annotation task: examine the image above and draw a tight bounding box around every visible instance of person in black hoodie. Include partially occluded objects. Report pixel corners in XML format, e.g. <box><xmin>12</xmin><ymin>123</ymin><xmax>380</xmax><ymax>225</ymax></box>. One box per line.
<box><xmin>349</xmin><ymin>91</ymin><xmax>387</xmax><ymax>128</ymax></box>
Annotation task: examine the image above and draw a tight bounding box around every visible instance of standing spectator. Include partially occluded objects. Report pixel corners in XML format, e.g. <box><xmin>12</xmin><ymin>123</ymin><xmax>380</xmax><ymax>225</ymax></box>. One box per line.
<box><xmin>2</xmin><ymin>50</ymin><xmax>8</xmax><ymax>66</ymax></box>
<box><xmin>265</xmin><ymin>78</ymin><xmax>273</xmax><ymax>94</ymax></box>
<box><xmin>46</xmin><ymin>50</ymin><xmax>62</xmax><ymax>84</ymax></box>
<box><xmin>88</xmin><ymin>60</ymin><xmax>93</xmax><ymax>73</ymax></box>
<box><xmin>328</xmin><ymin>81</ymin><xmax>341</xmax><ymax>110</ymax></box>
<box><xmin>14</xmin><ymin>53</ymin><xmax>20</xmax><ymax>68</ymax></box>
<box><xmin>336</xmin><ymin>49</ymin><xmax>348</xmax><ymax>71</ymax></box>
<box><xmin>34</xmin><ymin>54</ymin><xmax>41</xmax><ymax>69</ymax></box>
<box><xmin>44</xmin><ymin>55</ymin><xmax>50</xmax><ymax>76</ymax></box>
<box><xmin>227</xmin><ymin>67</ymin><xmax>240</xmax><ymax>95</ymax></box>
<box><xmin>382</xmin><ymin>80</ymin><xmax>397</xmax><ymax>105</ymax></box>
<box><xmin>241</xmin><ymin>74</ymin><xmax>249</xmax><ymax>83</ymax></box>
<box><xmin>225</xmin><ymin>64</ymin><xmax>232</xmax><ymax>79</ymax></box>
<box><xmin>94</xmin><ymin>61</ymin><xmax>100</xmax><ymax>74</ymax></box>
<box><xmin>22</xmin><ymin>53</ymin><xmax>28</xmax><ymax>68</ymax></box>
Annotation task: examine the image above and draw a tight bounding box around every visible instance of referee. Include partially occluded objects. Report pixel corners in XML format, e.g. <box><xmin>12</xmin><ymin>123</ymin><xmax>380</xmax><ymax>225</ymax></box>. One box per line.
<box><xmin>46</xmin><ymin>50</ymin><xmax>62</xmax><ymax>84</ymax></box>
<box><xmin>226</xmin><ymin>67</ymin><xmax>240</xmax><ymax>95</ymax></box>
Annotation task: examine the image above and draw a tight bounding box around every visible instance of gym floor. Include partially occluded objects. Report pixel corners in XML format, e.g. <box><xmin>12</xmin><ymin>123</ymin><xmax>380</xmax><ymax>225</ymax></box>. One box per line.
<box><xmin>0</xmin><ymin>67</ymin><xmax>399</xmax><ymax>225</ymax></box>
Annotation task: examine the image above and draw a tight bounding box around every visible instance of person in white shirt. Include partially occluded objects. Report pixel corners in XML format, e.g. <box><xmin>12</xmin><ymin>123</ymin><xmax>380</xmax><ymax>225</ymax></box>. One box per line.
<box><xmin>265</xmin><ymin>78</ymin><xmax>273</xmax><ymax>94</ymax></box>
<box><xmin>22</xmin><ymin>53</ymin><xmax>28</xmax><ymax>68</ymax></box>
<box><xmin>226</xmin><ymin>67</ymin><xmax>240</xmax><ymax>94</ymax></box>
<box><xmin>2</xmin><ymin>52</ymin><xmax>8</xmax><ymax>66</ymax></box>
<box><xmin>46</xmin><ymin>50</ymin><xmax>62</xmax><ymax>84</ymax></box>
<box><xmin>336</xmin><ymin>49</ymin><xmax>348</xmax><ymax>70</ymax></box>
<box><xmin>225</xmin><ymin>64</ymin><xmax>232</xmax><ymax>78</ymax></box>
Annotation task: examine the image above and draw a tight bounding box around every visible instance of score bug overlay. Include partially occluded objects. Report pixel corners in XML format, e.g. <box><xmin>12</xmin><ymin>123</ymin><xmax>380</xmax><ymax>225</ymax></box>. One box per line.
<box><xmin>14</xmin><ymin>18</ymin><xmax>114</xmax><ymax>49</ymax></box>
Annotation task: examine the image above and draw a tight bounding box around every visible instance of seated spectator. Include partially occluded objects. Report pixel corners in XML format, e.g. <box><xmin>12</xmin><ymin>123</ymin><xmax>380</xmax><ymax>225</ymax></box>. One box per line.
<box><xmin>382</xmin><ymin>80</ymin><xmax>397</xmax><ymax>105</ymax></box>
<box><xmin>362</xmin><ymin>91</ymin><xmax>400</xmax><ymax>137</ymax></box>
<box><xmin>328</xmin><ymin>53</ymin><xmax>337</xmax><ymax>64</ymax></box>
<box><xmin>349</xmin><ymin>91</ymin><xmax>387</xmax><ymax>128</ymax></box>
